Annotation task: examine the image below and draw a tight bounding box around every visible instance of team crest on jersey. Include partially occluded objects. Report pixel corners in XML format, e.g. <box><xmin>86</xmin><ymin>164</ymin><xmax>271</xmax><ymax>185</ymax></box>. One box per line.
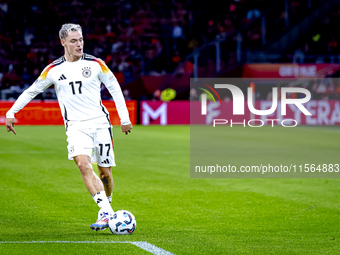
<box><xmin>82</xmin><ymin>67</ymin><xmax>91</xmax><ymax>78</ymax></box>
<box><xmin>69</xmin><ymin>146</ymin><xmax>74</xmax><ymax>154</ymax></box>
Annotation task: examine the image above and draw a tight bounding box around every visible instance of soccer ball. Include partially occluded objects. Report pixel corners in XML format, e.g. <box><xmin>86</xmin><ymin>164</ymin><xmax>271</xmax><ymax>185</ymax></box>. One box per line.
<box><xmin>109</xmin><ymin>210</ymin><xmax>136</xmax><ymax>235</ymax></box>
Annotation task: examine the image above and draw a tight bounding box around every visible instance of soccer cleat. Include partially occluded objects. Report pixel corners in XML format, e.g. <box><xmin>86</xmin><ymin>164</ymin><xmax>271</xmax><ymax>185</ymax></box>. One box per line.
<box><xmin>90</xmin><ymin>210</ymin><xmax>111</xmax><ymax>231</ymax></box>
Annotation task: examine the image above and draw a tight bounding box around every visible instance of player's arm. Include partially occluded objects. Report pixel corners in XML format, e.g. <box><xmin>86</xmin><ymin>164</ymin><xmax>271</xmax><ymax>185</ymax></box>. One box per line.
<box><xmin>6</xmin><ymin>67</ymin><xmax>53</xmax><ymax>135</ymax></box>
<box><xmin>98</xmin><ymin>60</ymin><xmax>132</xmax><ymax>135</ymax></box>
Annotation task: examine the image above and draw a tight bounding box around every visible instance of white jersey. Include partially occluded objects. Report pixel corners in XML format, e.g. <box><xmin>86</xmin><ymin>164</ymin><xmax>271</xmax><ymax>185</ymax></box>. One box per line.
<box><xmin>6</xmin><ymin>54</ymin><xmax>131</xmax><ymax>128</ymax></box>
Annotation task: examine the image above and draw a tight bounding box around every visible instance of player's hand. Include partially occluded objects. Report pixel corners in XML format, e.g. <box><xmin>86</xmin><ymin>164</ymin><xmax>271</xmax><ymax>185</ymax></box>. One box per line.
<box><xmin>121</xmin><ymin>123</ymin><xmax>132</xmax><ymax>135</ymax></box>
<box><xmin>6</xmin><ymin>118</ymin><xmax>16</xmax><ymax>135</ymax></box>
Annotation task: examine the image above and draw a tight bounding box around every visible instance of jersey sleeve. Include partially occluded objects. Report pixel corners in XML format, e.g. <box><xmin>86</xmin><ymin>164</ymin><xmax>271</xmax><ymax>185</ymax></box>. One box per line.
<box><xmin>97</xmin><ymin>59</ymin><xmax>131</xmax><ymax>125</ymax></box>
<box><xmin>6</xmin><ymin>65</ymin><xmax>54</xmax><ymax>118</ymax></box>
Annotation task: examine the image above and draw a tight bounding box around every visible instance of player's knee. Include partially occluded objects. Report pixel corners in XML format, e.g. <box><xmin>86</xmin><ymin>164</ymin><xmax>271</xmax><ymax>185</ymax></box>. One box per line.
<box><xmin>104</xmin><ymin>170</ymin><xmax>111</xmax><ymax>179</ymax></box>
<box><xmin>100</xmin><ymin>167</ymin><xmax>112</xmax><ymax>179</ymax></box>
<box><xmin>77</xmin><ymin>161</ymin><xmax>92</xmax><ymax>174</ymax></box>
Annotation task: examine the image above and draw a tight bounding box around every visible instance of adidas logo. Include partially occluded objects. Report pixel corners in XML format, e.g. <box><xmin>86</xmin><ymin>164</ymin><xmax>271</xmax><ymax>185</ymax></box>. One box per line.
<box><xmin>96</xmin><ymin>198</ymin><xmax>103</xmax><ymax>204</ymax></box>
<box><xmin>101</xmin><ymin>159</ymin><xmax>110</xmax><ymax>164</ymax></box>
<box><xmin>58</xmin><ymin>74</ymin><xmax>67</xmax><ymax>81</ymax></box>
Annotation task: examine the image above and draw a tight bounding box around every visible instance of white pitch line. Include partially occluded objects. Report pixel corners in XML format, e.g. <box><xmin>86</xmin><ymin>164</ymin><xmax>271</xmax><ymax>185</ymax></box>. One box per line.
<box><xmin>0</xmin><ymin>241</ymin><xmax>130</xmax><ymax>244</ymax></box>
<box><xmin>0</xmin><ymin>241</ymin><xmax>176</xmax><ymax>255</ymax></box>
<box><xmin>131</xmin><ymin>241</ymin><xmax>175</xmax><ymax>255</ymax></box>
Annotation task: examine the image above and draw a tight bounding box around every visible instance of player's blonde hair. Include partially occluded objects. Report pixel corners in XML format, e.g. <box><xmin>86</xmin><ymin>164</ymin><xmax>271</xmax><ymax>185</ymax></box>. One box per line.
<box><xmin>59</xmin><ymin>23</ymin><xmax>82</xmax><ymax>40</ymax></box>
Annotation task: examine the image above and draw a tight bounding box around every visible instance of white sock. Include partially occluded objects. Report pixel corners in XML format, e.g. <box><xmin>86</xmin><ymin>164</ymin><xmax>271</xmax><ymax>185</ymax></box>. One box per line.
<box><xmin>92</xmin><ymin>191</ymin><xmax>114</xmax><ymax>214</ymax></box>
<box><xmin>107</xmin><ymin>194</ymin><xmax>112</xmax><ymax>204</ymax></box>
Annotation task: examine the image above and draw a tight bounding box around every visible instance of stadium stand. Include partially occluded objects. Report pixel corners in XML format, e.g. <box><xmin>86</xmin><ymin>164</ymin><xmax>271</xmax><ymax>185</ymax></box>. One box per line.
<box><xmin>0</xmin><ymin>0</ymin><xmax>339</xmax><ymax>101</ymax></box>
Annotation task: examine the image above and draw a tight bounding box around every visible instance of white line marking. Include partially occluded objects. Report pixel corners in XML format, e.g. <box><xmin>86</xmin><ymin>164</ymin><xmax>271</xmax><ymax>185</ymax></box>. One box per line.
<box><xmin>0</xmin><ymin>241</ymin><xmax>130</xmax><ymax>244</ymax></box>
<box><xmin>132</xmin><ymin>241</ymin><xmax>175</xmax><ymax>255</ymax></box>
<box><xmin>0</xmin><ymin>241</ymin><xmax>176</xmax><ymax>255</ymax></box>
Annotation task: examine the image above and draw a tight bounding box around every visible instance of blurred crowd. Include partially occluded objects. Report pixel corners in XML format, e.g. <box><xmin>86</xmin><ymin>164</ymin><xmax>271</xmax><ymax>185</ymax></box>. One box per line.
<box><xmin>0</xmin><ymin>0</ymin><xmax>338</xmax><ymax>101</ymax></box>
<box><xmin>289</xmin><ymin>2</ymin><xmax>340</xmax><ymax>63</ymax></box>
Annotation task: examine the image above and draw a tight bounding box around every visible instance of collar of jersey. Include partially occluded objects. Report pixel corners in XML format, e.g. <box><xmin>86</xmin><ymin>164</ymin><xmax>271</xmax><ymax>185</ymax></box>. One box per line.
<box><xmin>63</xmin><ymin>54</ymin><xmax>84</xmax><ymax>63</ymax></box>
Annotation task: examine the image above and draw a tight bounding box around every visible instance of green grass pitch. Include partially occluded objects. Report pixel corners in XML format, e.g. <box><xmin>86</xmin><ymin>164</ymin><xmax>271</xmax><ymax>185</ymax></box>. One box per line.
<box><xmin>0</xmin><ymin>125</ymin><xmax>339</xmax><ymax>254</ymax></box>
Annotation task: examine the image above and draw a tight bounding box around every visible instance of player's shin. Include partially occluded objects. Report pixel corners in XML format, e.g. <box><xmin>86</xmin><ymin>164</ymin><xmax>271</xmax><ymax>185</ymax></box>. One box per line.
<box><xmin>98</xmin><ymin>166</ymin><xmax>113</xmax><ymax>203</ymax></box>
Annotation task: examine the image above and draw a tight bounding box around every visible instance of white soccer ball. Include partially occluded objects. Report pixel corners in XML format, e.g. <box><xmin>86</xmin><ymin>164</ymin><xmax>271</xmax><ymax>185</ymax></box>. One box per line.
<box><xmin>109</xmin><ymin>210</ymin><xmax>136</xmax><ymax>235</ymax></box>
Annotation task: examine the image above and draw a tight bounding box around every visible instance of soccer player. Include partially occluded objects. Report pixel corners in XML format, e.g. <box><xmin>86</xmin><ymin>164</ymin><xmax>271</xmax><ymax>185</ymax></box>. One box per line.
<box><xmin>5</xmin><ymin>23</ymin><xmax>132</xmax><ymax>231</ymax></box>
